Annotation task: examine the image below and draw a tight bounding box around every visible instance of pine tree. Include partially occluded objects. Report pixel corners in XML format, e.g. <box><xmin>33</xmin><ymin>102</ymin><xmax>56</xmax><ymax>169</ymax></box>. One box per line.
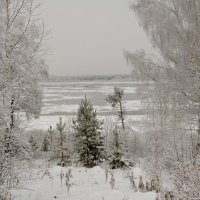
<box><xmin>47</xmin><ymin>125</ymin><xmax>54</xmax><ymax>151</ymax></box>
<box><xmin>109</xmin><ymin>126</ymin><xmax>125</xmax><ymax>169</ymax></box>
<box><xmin>29</xmin><ymin>136</ymin><xmax>38</xmax><ymax>152</ymax></box>
<box><xmin>106</xmin><ymin>87</ymin><xmax>126</xmax><ymax>130</ymax></box>
<box><xmin>41</xmin><ymin>136</ymin><xmax>50</xmax><ymax>152</ymax></box>
<box><xmin>72</xmin><ymin>95</ymin><xmax>106</xmax><ymax>168</ymax></box>
<box><xmin>55</xmin><ymin>117</ymin><xmax>70</xmax><ymax>166</ymax></box>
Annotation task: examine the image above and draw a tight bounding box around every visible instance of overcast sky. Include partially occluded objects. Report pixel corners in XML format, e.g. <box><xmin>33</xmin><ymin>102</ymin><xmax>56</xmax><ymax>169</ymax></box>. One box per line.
<box><xmin>40</xmin><ymin>0</ymin><xmax>152</xmax><ymax>76</ymax></box>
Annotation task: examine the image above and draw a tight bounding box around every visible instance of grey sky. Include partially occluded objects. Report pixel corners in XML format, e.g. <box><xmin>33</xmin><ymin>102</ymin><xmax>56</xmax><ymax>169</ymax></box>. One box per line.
<box><xmin>40</xmin><ymin>0</ymin><xmax>152</xmax><ymax>76</ymax></box>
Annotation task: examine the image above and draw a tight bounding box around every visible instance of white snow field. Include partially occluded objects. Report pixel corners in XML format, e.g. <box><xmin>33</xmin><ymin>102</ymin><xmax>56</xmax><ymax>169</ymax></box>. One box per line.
<box><xmin>16</xmin><ymin>81</ymin><xmax>153</xmax><ymax>200</ymax></box>
<box><xmin>12</xmin><ymin>163</ymin><xmax>156</xmax><ymax>200</ymax></box>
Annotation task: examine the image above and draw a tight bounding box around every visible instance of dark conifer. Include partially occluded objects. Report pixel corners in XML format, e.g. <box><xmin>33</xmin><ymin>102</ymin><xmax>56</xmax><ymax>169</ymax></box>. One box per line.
<box><xmin>72</xmin><ymin>95</ymin><xmax>106</xmax><ymax>168</ymax></box>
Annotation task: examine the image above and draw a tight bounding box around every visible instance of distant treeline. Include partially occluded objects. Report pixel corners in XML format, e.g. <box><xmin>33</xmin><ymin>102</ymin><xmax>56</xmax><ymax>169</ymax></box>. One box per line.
<box><xmin>48</xmin><ymin>74</ymin><xmax>134</xmax><ymax>82</ymax></box>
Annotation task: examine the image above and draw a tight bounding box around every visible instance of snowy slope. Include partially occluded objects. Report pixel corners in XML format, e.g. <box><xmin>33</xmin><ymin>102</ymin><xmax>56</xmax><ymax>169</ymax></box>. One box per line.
<box><xmin>12</xmin><ymin>164</ymin><xmax>156</xmax><ymax>200</ymax></box>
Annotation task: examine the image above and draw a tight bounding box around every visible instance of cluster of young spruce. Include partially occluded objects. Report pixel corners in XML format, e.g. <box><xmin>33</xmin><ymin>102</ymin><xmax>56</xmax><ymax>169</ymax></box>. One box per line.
<box><xmin>29</xmin><ymin>87</ymin><xmax>134</xmax><ymax>170</ymax></box>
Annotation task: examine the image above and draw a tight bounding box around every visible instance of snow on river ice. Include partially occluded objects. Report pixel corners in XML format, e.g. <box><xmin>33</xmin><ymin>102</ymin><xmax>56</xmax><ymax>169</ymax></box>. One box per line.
<box><xmin>24</xmin><ymin>81</ymin><xmax>147</xmax><ymax>130</ymax></box>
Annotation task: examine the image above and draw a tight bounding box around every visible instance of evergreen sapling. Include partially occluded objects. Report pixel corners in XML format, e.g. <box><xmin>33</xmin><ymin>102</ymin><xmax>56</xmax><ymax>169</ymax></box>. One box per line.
<box><xmin>109</xmin><ymin>126</ymin><xmax>125</xmax><ymax>169</ymax></box>
<box><xmin>29</xmin><ymin>136</ymin><xmax>38</xmax><ymax>152</ymax></box>
<box><xmin>41</xmin><ymin>136</ymin><xmax>50</xmax><ymax>152</ymax></box>
<box><xmin>72</xmin><ymin>95</ymin><xmax>106</xmax><ymax>168</ymax></box>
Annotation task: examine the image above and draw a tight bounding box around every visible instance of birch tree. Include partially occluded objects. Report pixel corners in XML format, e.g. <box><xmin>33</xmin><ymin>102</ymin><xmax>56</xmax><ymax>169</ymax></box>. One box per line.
<box><xmin>0</xmin><ymin>0</ymin><xmax>48</xmax><ymax>198</ymax></box>
<box><xmin>125</xmin><ymin>0</ymin><xmax>200</xmax><ymax>198</ymax></box>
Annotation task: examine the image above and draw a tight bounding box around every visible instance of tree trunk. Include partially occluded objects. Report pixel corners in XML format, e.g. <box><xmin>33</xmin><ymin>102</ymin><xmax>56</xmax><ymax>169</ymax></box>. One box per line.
<box><xmin>119</xmin><ymin>101</ymin><xmax>125</xmax><ymax>131</ymax></box>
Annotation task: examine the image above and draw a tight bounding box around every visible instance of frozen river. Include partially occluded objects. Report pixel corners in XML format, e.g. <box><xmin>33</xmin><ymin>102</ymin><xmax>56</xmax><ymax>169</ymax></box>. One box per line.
<box><xmin>25</xmin><ymin>81</ymin><xmax>147</xmax><ymax>130</ymax></box>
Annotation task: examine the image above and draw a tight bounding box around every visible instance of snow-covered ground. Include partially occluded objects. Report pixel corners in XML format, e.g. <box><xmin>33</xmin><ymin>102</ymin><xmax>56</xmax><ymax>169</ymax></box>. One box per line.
<box><xmin>12</xmin><ymin>162</ymin><xmax>156</xmax><ymax>200</ymax></box>
<box><xmin>15</xmin><ymin>81</ymin><xmax>153</xmax><ymax>200</ymax></box>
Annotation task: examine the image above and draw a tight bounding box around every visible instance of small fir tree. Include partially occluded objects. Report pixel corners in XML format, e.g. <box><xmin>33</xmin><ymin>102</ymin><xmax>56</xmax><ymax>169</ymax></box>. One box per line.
<box><xmin>29</xmin><ymin>136</ymin><xmax>38</xmax><ymax>152</ymax></box>
<box><xmin>110</xmin><ymin>172</ymin><xmax>115</xmax><ymax>190</ymax></box>
<box><xmin>72</xmin><ymin>95</ymin><xmax>106</xmax><ymax>168</ymax></box>
<box><xmin>138</xmin><ymin>176</ymin><xmax>145</xmax><ymax>192</ymax></box>
<box><xmin>47</xmin><ymin>125</ymin><xmax>54</xmax><ymax>151</ymax></box>
<box><xmin>41</xmin><ymin>136</ymin><xmax>50</xmax><ymax>152</ymax></box>
<box><xmin>106</xmin><ymin>87</ymin><xmax>126</xmax><ymax>130</ymax></box>
<box><xmin>109</xmin><ymin>126</ymin><xmax>124</xmax><ymax>169</ymax></box>
<box><xmin>55</xmin><ymin>117</ymin><xmax>71</xmax><ymax>166</ymax></box>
